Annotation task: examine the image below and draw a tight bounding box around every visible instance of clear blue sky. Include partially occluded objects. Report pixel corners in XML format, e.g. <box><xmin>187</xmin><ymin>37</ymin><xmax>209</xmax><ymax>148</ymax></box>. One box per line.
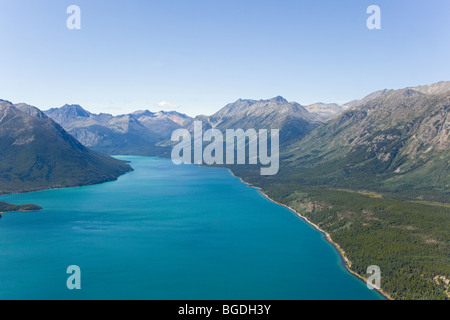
<box><xmin>0</xmin><ymin>0</ymin><xmax>449</xmax><ymax>116</ymax></box>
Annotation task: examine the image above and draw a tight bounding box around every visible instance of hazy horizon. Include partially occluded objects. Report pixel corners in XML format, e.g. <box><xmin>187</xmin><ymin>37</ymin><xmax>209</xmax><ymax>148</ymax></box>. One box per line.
<box><xmin>2</xmin><ymin>79</ymin><xmax>448</xmax><ymax>118</ymax></box>
<box><xmin>1</xmin><ymin>0</ymin><xmax>449</xmax><ymax>116</ymax></box>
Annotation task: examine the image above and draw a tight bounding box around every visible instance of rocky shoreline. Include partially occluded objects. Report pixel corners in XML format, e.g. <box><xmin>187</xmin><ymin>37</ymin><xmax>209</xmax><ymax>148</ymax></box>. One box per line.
<box><xmin>227</xmin><ymin>169</ymin><xmax>393</xmax><ymax>300</ymax></box>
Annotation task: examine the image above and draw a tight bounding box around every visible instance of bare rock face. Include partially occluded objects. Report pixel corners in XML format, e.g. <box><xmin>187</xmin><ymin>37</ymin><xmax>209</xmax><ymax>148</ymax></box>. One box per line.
<box><xmin>305</xmin><ymin>103</ymin><xmax>346</xmax><ymax>121</ymax></box>
<box><xmin>283</xmin><ymin>81</ymin><xmax>450</xmax><ymax>194</ymax></box>
<box><xmin>46</xmin><ymin>97</ymin><xmax>323</xmax><ymax>151</ymax></box>
<box><xmin>45</xmin><ymin>105</ymin><xmax>192</xmax><ymax>156</ymax></box>
<box><xmin>408</xmin><ymin>81</ymin><xmax>450</xmax><ymax>95</ymax></box>
<box><xmin>191</xmin><ymin>96</ymin><xmax>323</xmax><ymax>144</ymax></box>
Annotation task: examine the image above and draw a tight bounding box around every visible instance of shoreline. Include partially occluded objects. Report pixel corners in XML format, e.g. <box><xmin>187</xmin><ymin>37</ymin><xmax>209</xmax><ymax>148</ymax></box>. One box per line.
<box><xmin>0</xmin><ymin>208</ymin><xmax>43</xmax><ymax>215</ymax></box>
<box><xmin>1</xmin><ymin>156</ymin><xmax>393</xmax><ymax>299</ymax></box>
<box><xmin>227</xmin><ymin>169</ymin><xmax>393</xmax><ymax>300</ymax></box>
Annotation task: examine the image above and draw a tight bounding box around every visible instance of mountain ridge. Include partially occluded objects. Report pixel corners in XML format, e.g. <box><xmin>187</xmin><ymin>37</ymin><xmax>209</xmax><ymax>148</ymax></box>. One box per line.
<box><xmin>0</xmin><ymin>101</ymin><xmax>133</xmax><ymax>195</ymax></box>
<box><xmin>278</xmin><ymin>82</ymin><xmax>450</xmax><ymax>200</ymax></box>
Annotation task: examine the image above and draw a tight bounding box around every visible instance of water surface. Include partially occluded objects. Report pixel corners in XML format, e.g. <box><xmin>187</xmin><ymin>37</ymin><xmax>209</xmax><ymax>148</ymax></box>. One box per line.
<box><xmin>0</xmin><ymin>156</ymin><xmax>382</xmax><ymax>299</ymax></box>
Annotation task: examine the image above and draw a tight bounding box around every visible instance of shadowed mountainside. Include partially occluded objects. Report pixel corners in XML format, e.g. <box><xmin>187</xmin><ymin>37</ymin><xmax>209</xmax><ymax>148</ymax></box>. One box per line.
<box><xmin>0</xmin><ymin>100</ymin><xmax>133</xmax><ymax>195</ymax></box>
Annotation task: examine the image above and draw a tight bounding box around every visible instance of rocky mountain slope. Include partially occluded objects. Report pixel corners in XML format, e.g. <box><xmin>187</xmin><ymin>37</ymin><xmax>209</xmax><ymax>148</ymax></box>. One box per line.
<box><xmin>229</xmin><ymin>82</ymin><xmax>450</xmax><ymax>300</ymax></box>
<box><xmin>305</xmin><ymin>103</ymin><xmax>346</xmax><ymax>121</ymax></box>
<box><xmin>183</xmin><ymin>96</ymin><xmax>323</xmax><ymax>145</ymax></box>
<box><xmin>281</xmin><ymin>81</ymin><xmax>450</xmax><ymax>200</ymax></box>
<box><xmin>0</xmin><ymin>100</ymin><xmax>132</xmax><ymax>194</ymax></box>
<box><xmin>45</xmin><ymin>105</ymin><xmax>190</xmax><ymax>156</ymax></box>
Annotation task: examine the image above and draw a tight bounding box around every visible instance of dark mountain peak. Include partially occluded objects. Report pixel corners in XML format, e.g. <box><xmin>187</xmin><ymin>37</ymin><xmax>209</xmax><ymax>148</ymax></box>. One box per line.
<box><xmin>343</xmin><ymin>89</ymin><xmax>394</xmax><ymax>109</ymax></box>
<box><xmin>60</xmin><ymin>104</ymin><xmax>91</xmax><ymax>118</ymax></box>
<box><xmin>408</xmin><ymin>80</ymin><xmax>450</xmax><ymax>95</ymax></box>
<box><xmin>234</xmin><ymin>98</ymin><xmax>256</xmax><ymax>104</ymax></box>
<box><xmin>205</xmin><ymin>96</ymin><xmax>321</xmax><ymax>144</ymax></box>
<box><xmin>398</xmin><ymin>88</ymin><xmax>424</xmax><ymax>98</ymax></box>
<box><xmin>156</xmin><ymin>110</ymin><xmax>173</xmax><ymax>115</ymax></box>
<box><xmin>0</xmin><ymin>99</ymin><xmax>14</xmax><ymax>109</ymax></box>
<box><xmin>216</xmin><ymin>96</ymin><xmax>292</xmax><ymax>119</ymax></box>
<box><xmin>117</xmin><ymin>113</ymin><xmax>137</xmax><ymax>121</ymax></box>
<box><xmin>155</xmin><ymin>110</ymin><xmax>190</xmax><ymax>118</ymax></box>
<box><xmin>14</xmin><ymin>103</ymin><xmax>48</xmax><ymax>119</ymax></box>
<box><xmin>44</xmin><ymin>104</ymin><xmax>94</xmax><ymax>128</ymax></box>
<box><xmin>342</xmin><ymin>82</ymin><xmax>450</xmax><ymax>111</ymax></box>
<box><xmin>128</xmin><ymin>114</ymin><xmax>141</xmax><ymax>123</ymax></box>
<box><xmin>0</xmin><ymin>101</ymin><xmax>20</xmax><ymax>119</ymax></box>
<box><xmin>0</xmin><ymin>99</ymin><xmax>13</xmax><ymax>105</ymax></box>
<box><xmin>363</xmin><ymin>89</ymin><xmax>393</xmax><ymax>101</ymax></box>
<box><xmin>132</xmin><ymin>110</ymin><xmax>155</xmax><ymax>117</ymax></box>
<box><xmin>269</xmin><ymin>96</ymin><xmax>288</xmax><ymax>104</ymax></box>
<box><xmin>1</xmin><ymin>101</ymin><xmax>49</xmax><ymax>120</ymax></box>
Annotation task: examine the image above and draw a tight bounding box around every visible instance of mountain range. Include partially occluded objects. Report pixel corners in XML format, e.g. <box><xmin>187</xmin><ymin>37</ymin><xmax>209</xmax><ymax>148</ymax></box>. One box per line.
<box><xmin>1</xmin><ymin>93</ymin><xmax>344</xmax><ymax>194</ymax></box>
<box><xmin>38</xmin><ymin>81</ymin><xmax>450</xmax><ymax>200</ymax></box>
<box><xmin>193</xmin><ymin>96</ymin><xmax>323</xmax><ymax>144</ymax></box>
<box><xmin>278</xmin><ymin>81</ymin><xmax>450</xmax><ymax>200</ymax></box>
<box><xmin>45</xmin><ymin>96</ymin><xmax>342</xmax><ymax>154</ymax></box>
<box><xmin>44</xmin><ymin>105</ymin><xmax>191</xmax><ymax>156</ymax></box>
<box><xmin>0</xmin><ymin>100</ymin><xmax>132</xmax><ymax>194</ymax></box>
<box><xmin>4</xmin><ymin>81</ymin><xmax>449</xmax><ymax>200</ymax></box>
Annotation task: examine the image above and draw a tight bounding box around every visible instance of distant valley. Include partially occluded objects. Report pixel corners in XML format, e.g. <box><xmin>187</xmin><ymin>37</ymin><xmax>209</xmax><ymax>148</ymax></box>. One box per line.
<box><xmin>44</xmin><ymin>96</ymin><xmax>347</xmax><ymax>155</ymax></box>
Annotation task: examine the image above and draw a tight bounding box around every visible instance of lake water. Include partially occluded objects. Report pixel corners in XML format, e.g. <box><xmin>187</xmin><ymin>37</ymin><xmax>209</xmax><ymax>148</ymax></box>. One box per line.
<box><xmin>0</xmin><ymin>156</ymin><xmax>382</xmax><ymax>299</ymax></box>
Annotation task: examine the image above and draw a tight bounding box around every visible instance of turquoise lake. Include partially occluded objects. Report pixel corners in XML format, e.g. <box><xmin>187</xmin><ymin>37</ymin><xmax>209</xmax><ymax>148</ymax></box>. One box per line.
<box><xmin>0</xmin><ymin>156</ymin><xmax>382</xmax><ymax>299</ymax></box>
